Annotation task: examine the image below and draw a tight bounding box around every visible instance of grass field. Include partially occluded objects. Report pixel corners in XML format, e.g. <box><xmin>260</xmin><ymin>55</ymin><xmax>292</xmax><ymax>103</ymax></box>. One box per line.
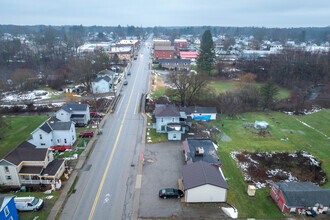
<box><xmin>208</xmin><ymin>80</ymin><xmax>291</xmax><ymax>99</ymax></box>
<box><xmin>208</xmin><ymin>109</ymin><xmax>330</xmax><ymax>218</ymax></box>
<box><xmin>15</xmin><ymin>190</ymin><xmax>61</xmax><ymax>220</ymax></box>
<box><xmin>0</xmin><ymin>116</ymin><xmax>49</xmax><ymax>158</ymax></box>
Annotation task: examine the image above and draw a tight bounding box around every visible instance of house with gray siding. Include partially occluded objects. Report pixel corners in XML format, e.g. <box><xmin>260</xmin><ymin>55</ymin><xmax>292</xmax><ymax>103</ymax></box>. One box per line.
<box><xmin>159</xmin><ymin>59</ymin><xmax>191</xmax><ymax>70</ymax></box>
<box><xmin>27</xmin><ymin>117</ymin><xmax>76</xmax><ymax>150</ymax></box>
<box><xmin>55</xmin><ymin>101</ymin><xmax>90</xmax><ymax>126</ymax></box>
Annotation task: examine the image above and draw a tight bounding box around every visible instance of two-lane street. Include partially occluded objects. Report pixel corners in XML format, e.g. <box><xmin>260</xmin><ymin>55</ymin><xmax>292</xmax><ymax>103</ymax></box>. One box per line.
<box><xmin>60</xmin><ymin>36</ymin><xmax>152</xmax><ymax>220</ymax></box>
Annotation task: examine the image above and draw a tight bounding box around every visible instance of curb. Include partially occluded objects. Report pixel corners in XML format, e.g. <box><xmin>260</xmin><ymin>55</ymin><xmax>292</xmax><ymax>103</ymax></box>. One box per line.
<box><xmin>47</xmin><ymin>112</ymin><xmax>111</xmax><ymax>220</ymax></box>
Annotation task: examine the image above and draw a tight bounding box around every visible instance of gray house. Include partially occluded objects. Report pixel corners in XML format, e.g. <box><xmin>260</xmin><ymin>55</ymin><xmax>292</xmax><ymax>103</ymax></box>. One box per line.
<box><xmin>152</xmin><ymin>105</ymin><xmax>186</xmax><ymax>140</ymax></box>
<box><xmin>55</xmin><ymin>101</ymin><xmax>90</xmax><ymax>126</ymax></box>
<box><xmin>27</xmin><ymin>117</ymin><xmax>76</xmax><ymax>151</ymax></box>
<box><xmin>158</xmin><ymin>59</ymin><xmax>191</xmax><ymax>70</ymax></box>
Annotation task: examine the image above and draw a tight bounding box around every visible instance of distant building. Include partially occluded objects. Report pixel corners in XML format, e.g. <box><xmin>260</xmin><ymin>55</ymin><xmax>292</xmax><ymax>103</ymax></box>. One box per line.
<box><xmin>116</xmin><ymin>40</ymin><xmax>139</xmax><ymax>50</ymax></box>
<box><xmin>174</xmin><ymin>39</ymin><xmax>187</xmax><ymax>49</ymax></box>
<box><xmin>153</xmin><ymin>39</ymin><xmax>171</xmax><ymax>47</ymax></box>
<box><xmin>154</xmin><ymin>46</ymin><xmax>175</xmax><ymax>60</ymax></box>
<box><xmin>158</xmin><ymin>59</ymin><xmax>191</xmax><ymax>70</ymax></box>
<box><xmin>180</xmin><ymin>51</ymin><xmax>199</xmax><ymax>60</ymax></box>
<box><xmin>55</xmin><ymin>101</ymin><xmax>90</xmax><ymax>126</ymax></box>
<box><xmin>106</xmin><ymin>46</ymin><xmax>132</xmax><ymax>61</ymax></box>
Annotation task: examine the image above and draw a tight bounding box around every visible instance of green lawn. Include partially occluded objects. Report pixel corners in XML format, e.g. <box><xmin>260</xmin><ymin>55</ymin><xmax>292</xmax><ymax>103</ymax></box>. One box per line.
<box><xmin>208</xmin><ymin>80</ymin><xmax>291</xmax><ymax>99</ymax></box>
<box><xmin>151</xmin><ymin>86</ymin><xmax>166</xmax><ymax>99</ymax></box>
<box><xmin>145</xmin><ymin>113</ymin><xmax>168</xmax><ymax>143</ymax></box>
<box><xmin>0</xmin><ymin>116</ymin><xmax>49</xmax><ymax>158</ymax></box>
<box><xmin>208</xmin><ymin>109</ymin><xmax>330</xmax><ymax>218</ymax></box>
<box><xmin>15</xmin><ymin>190</ymin><xmax>61</xmax><ymax>220</ymax></box>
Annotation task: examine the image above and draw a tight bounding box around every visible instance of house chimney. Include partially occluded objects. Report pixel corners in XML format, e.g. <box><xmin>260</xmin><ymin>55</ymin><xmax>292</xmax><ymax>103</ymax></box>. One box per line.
<box><xmin>50</xmin><ymin>117</ymin><xmax>54</xmax><ymax>123</ymax></box>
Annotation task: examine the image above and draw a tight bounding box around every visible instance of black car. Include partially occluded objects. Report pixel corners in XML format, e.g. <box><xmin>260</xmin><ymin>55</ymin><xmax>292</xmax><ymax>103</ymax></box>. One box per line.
<box><xmin>127</xmin><ymin>71</ymin><xmax>131</xmax><ymax>75</ymax></box>
<box><xmin>159</xmin><ymin>188</ymin><xmax>184</xmax><ymax>199</ymax></box>
<box><xmin>123</xmin><ymin>81</ymin><xmax>128</xmax><ymax>85</ymax></box>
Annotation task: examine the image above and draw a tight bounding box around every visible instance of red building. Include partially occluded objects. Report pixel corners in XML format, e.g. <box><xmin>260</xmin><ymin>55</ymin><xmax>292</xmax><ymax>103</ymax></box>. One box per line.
<box><xmin>174</xmin><ymin>39</ymin><xmax>187</xmax><ymax>49</ymax></box>
<box><xmin>270</xmin><ymin>182</ymin><xmax>330</xmax><ymax>214</ymax></box>
<box><xmin>154</xmin><ymin>46</ymin><xmax>175</xmax><ymax>60</ymax></box>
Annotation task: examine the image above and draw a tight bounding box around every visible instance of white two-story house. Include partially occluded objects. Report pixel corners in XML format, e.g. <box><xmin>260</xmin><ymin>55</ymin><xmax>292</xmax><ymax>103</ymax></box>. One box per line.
<box><xmin>27</xmin><ymin>117</ymin><xmax>76</xmax><ymax>151</ymax></box>
<box><xmin>55</xmin><ymin>101</ymin><xmax>90</xmax><ymax>126</ymax></box>
<box><xmin>0</xmin><ymin>141</ymin><xmax>65</xmax><ymax>189</ymax></box>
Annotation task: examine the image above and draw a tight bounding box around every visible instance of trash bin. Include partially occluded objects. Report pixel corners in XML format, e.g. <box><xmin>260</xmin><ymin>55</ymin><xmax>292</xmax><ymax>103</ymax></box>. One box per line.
<box><xmin>100</xmin><ymin>129</ymin><xmax>103</xmax><ymax>134</ymax></box>
<box><xmin>21</xmin><ymin>186</ymin><xmax>26</xmax><ymax>192</ymax></box>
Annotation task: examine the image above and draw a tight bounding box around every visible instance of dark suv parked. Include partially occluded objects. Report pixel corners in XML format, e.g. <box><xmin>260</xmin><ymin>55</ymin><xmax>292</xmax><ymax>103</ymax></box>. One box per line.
<box><xmin>159</xmin><ymin>188</ymin><xmax>184</xmax><ymax>199</ymax></box>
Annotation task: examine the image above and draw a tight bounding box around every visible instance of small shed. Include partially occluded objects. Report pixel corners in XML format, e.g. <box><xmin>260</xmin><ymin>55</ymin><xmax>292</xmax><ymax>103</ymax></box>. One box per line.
<box><xmin>254</xmin><ymin>121</ymin><xmax>269</xmax><ymax>129</ymax></box>
<box><xmin>247</xmin><ymin>185</ymin><xmax>256</xmax><ymax>197</ymax></box>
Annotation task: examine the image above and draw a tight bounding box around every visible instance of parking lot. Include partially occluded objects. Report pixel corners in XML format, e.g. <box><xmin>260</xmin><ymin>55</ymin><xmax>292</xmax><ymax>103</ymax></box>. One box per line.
<box><xmin>139</xmin><ymin>141</ymin><xmax>227</xmax><ymax>219</ymax></box>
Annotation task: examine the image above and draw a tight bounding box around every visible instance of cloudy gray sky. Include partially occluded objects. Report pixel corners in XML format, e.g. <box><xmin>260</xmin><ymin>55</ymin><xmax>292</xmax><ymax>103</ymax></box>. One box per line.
<box><xmin>0</xmin><ymin>0</ymin><xmax>329</xmax><ymax>27</ymax></box>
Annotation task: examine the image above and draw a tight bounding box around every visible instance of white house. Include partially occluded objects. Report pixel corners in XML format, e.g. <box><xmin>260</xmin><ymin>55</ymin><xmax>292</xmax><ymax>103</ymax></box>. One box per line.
<box><xmin>27</xmin><ymin>117</ymin><xmax>76</xmax><ymax>151</ymax></box>
<box><xmin>55</xmin><ymin>101</ymin><xmax>90</xmax><ymax>126</ymax></box>
<box><xmin>0</xmin><ymin>141</ymin><xmax>65</xmax><ymax>188</ymax></box>
<box><xmin>91</xmin><ymin>76</ymin><xmax>113</xmax><ymax>93</ymax></box>
<box><xmin>182</xmin><ymin>161</ymin><xmax>229</xmax><ymax>203</ymax></box>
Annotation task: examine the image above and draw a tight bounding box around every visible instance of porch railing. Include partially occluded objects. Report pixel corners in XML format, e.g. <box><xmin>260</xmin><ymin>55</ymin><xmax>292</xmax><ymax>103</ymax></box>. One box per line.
<box><xmin>20</xmin><ymin>179</ymin><xmax>55</xmax><ymax>185</ymax></box>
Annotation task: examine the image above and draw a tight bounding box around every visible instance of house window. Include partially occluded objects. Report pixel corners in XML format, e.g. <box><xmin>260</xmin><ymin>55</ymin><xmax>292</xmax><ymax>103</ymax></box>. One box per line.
<box><xmin>161</xmin><ymin>117</ymin><xmax>164</xmax><ymax>122</ymax></box>
<box><xmin>57</xmin><ymin>139</ymin><xmax>60</xmax><ymax>144</ymax></box>
<box><xmin>9</xmin><ymin>216</ymin><xmax>13</xmax><ymax>220</ymax></box>
<box><xmin>41</xmin><ymin>143</ymin><xmax>46</xmax><ymax>146</ymax></box>
<box><xmin>72</xmin><ymin>135</ymin><xmax>74</xmax><ymax>140</ymax></box>
<box><xmin>61</xmin><ymin>113</ymin><xmax>64</xmax><ymax>115</ymax></box>
<box><xmin>64</xmin><ymin>139</ymin><xmax>67</xmax><ymax>144</ymax></box>
<box><xmin>172</xmin><ymin>117</ymin><xmax>175</xmax><ymax>122</ymax></box>
<box><xmin>5</xmin><ymin>166</ymin><xmax>9</xmax><ymax>173</ymax></box>
<box><xmin>4</xmin><ymin>206</ymin><xmax>9</xmax><ymax>217</ymax></box>
<box><xmin>161</xmin><ymin>125</ymin><xmax>165</xmax><ymax>131</ymax></box>
<box><xmin>40</xmin><ymin>134</ymin><xmax>42</xmax><ymax>139</ymax></box>
<box><xmin>173</xmin><ymin>134</ymin><xmax>177</xmax><ymax>139</ymax></box>
<box><xmin>6</xmin><ymin>176</ymin><xmax>12</xmax><ymax>180</ymax></box>
<box><xmin>272</xmin><ymin>186</ymin><xmax>277</xmax><ymax>194</ymax></box>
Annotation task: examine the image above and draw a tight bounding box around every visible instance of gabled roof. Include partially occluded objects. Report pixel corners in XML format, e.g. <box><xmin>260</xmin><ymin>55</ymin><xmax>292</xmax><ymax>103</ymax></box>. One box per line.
<box><xmin>92</xmin><ymin>76</ymin><xmax>111</xmax><ymax>83</ymax></box>
<box><xmin>271</xmin><ymin>182</ymin><xmax>330</xmax><ymax>207</ymax></box>
<box><xmin>183</xmin><ymin>161</ymin><xmax>229</xmax><ymax>190</ymax></box>
<box><xmin>61</xmin><ymin>101</ymin><xmax>89</xmax><ymax>113</ymax></box>
<box><xmin>158</xmin><ymin>59</ymin><xmax>191</xmax><ymax>64</ymax></box>
<box><xmin>98</xmin><ymin>69</ymin><xmax>116</xmax><ymax>76</ymax></box>
<box><xmin>154</xmin><ymin>46</ymin><xmax>175</xmax><ymax>51</ymax></box>
<box><xmin>184</xmin><ymin>139</ymin><xmax>222</xmax><ymax>165</ymax></box>
<box><xmin>3</xmin><ymin>141</ymin><xmax>48</xmax><ymax>166</ymax></box>
<box><xmin>38</xmin><ymin>117</ymin><xmax>73</xmax><ymax>133</ymax></box>
<box><xmin>155</xmin><ymin>105</ymin><xmax>180</xmax><ymax>117</ymax></box>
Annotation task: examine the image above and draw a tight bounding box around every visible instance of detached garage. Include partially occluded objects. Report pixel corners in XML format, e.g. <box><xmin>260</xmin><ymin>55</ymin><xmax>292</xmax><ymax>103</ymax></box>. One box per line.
<box><xmin>182</xmin><ymin>161</ymin><xmax>229</xmax><ymax>203</ymax></box>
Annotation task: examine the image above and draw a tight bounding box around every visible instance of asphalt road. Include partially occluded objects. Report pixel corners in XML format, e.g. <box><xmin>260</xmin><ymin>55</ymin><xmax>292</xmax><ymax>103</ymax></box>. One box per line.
<box><xmin>60</xmin><ymin>36</ymin><xmax>152</xmax><ymax>220</ymax></box>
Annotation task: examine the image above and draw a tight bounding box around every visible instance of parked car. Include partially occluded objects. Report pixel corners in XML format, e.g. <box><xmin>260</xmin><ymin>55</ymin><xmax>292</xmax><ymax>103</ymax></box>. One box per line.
<box><xmin>90</xmin><ymin>112</ymin><xmax>102</xmax><ymax>118</ymax></box>
<box><xmin>79</xmin><ymin>131</ymin><xmax>94</xmax><ymax>138</ymax></box>
<box><xmin>52</xmin><ymin>145</ymin><xmax>71</xmax><ymax>151</ymax></box>
<box><xmin>123</xmin><ymin>81</ymin><xmax>128</xmax><ymax>85</ymax></box>
<box><xmin>127</xmin><ymin>71</ymin><xmax>131</xmax><ymax>75</ymax></box>
<box><xmin>159</xmin><ymin>188</ymin><xmax>184</xmax><ymax>199</ymax></box>
<box><xmin>14</xmin><ymin>197</ymin><xmax>44</xmax><ymax>211</ymax></box>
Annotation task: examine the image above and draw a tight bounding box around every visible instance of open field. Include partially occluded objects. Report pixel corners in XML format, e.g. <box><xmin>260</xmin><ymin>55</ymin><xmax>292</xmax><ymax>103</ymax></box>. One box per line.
<box><xmin>15</xmin><ymin>190</ymin><xmax>61</xmax><ymax>220</ymax></box>
<box><xmin>208</xmin><ymin>80</ymin><xmax>291</xmax><ymax>99</ymax></box>
<box><xmin>0</xmin><ymin>116</ymin><xmax>49</xmax><ymax>158</ymax></box>
<box><xmin>208</xmin><ymin>109</ymin><xmax>330</xmax><ymax>218</ymax></box>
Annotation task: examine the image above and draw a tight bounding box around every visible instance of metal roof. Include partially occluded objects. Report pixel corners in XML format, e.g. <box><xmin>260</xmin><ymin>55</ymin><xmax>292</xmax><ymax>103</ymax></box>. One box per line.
<box><xmin>182</xmin><ymin>161</ymin><xmax>229</xmax><ymax>190</ymax></box>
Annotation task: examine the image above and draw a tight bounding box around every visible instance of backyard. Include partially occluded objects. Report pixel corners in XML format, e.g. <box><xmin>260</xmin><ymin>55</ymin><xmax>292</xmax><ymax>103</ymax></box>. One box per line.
<box><xmin>0</xmin><ymin>115</ymin><xmax>49</xmax><ymax>158</ymax></box>
<box><xmin>207</xmin><ymin>109</ymin><xmax>330</xmax><ymax>218</ymax></box>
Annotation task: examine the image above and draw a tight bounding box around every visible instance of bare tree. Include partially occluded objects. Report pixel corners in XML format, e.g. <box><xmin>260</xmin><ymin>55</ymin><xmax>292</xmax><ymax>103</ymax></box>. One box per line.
<box><xmin>166</xmin><ymin>70</ymin><xmax>207</xmax><ymax>106</ymax></box>
<box><xmin>11</xmin><ymin>68</ymin><xmax>36</xmax><ymax>91</ymax></box>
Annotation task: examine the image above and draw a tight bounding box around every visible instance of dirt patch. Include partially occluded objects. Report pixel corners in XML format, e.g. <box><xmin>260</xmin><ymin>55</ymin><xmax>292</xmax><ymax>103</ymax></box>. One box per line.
<box><xmin>231</xmin><ymin>151</ymin><xmax>328</xmax><ymax>188</ymax></box>
<box><xmin>17</xmin><ymin>125</ymin><xmax>27</xmax><ymax>132</ymax></box>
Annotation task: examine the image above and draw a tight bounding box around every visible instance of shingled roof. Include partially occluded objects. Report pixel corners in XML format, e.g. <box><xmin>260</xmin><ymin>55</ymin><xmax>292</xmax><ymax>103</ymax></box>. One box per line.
<box><xmin>184</xmin><ymin>139</ymin><xmax>222</xmax><ymax>165</ymax></box>
<box><xmin>271</xmin><ymin>182</ymin><xmax>330</xmax><ymax>207</ymax></box>
<box><xmin>38</xmin><ymin>117</ymin><xmax>72</xmax><ymax>133</ymax></box>
<box><xmin>154</xmin><ymin>105</ymin><xmax>180</xmax><ymax>117</ymax></box>
<box><xmin>61</xmin><ymin>101</ymin><xmax>88</xmax><ymax>113</ymax></box>
<box><xmin>92</xmin><ymin>76</ymin><xmax>111</xmax><ymax>83</ymax></box>
<box><xmin>2</xmin><ymin>141</ymin><xmax>48</xmax><ymax>166</ymax></box>
<box><xmin>183</xmin><ymin>161</ymin><xmax>229</xmax><ymax>190</ymax></box>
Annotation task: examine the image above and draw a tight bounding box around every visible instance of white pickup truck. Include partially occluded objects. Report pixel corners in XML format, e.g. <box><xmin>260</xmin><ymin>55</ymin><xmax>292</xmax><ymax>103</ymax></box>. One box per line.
<box><xmin>14</xmin><ymin>197</ymin><xmax>44</xmax><ymax>211</ymax></box>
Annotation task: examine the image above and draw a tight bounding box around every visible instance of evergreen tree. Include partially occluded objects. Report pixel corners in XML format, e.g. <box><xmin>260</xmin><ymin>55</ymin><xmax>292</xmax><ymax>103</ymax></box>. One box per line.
<box><xmin>197</xmin><ymin>30</ymin><xmax>215</xmax><ymax>75</ymax></box>
<box><xmin>260</xmin><ymin>80</ymin><xmax>279</xmax><ymax>110</ymax></box>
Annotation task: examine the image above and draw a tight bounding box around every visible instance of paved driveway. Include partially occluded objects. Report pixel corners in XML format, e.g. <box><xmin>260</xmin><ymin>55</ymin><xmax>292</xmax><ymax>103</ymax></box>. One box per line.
<box><xmin>139</xmin><ymin>141</ymin><xmax>227</xmax><ymax>219</ymax></box>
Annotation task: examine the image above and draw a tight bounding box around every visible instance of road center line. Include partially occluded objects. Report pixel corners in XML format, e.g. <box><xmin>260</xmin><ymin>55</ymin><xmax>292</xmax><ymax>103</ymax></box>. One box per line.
<box><xmin>88</xmin><ymin>51</ymin><xmax>144</xmax><ymax>220</ymax></box>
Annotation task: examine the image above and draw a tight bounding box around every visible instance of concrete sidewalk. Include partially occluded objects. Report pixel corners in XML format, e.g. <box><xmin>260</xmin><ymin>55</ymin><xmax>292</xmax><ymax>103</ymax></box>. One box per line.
<box><xmin>47</xmin><ymin>113</ymin><xmax>109</xmax><ymax>220</ymax></box>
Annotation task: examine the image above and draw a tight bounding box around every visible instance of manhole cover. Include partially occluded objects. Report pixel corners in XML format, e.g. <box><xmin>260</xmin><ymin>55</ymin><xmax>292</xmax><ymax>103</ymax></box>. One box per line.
<box><xmin>72</xmin><ymin>189</ymin><xmax>76</xmax><ymax>194</ymax></box>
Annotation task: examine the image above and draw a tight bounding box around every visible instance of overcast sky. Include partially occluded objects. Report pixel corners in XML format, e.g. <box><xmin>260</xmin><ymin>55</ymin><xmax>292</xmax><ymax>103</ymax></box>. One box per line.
<box><xmin>0</xmin><ymin>0</ymin><xmax>329</xmax><ymax>27</ymax></box>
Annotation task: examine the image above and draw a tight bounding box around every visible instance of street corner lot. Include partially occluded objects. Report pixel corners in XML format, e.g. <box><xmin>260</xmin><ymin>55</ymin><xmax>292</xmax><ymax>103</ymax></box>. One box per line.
<box><xmin>139</xmin><ymin>141</ymin><xmax>226</xmax><ymax>219</ymax></box>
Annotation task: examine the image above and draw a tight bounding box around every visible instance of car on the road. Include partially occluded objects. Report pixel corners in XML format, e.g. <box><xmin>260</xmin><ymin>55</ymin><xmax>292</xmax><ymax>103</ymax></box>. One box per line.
<box><xmin>79</xmin><ymin>131</ymin><xmax>94</xmax><ymax>138</ymax></box>
<box><xmin>159</xmin><ymin>188</ymin><xmax>184</xmax><ymax>199</ymax></box>
<box><xmin>123</xmin><ymin>81</ymin><xmax>128</xmax><ymax>85</ymax></box>
<box><xmin>127</xmin><ymin>71</ymin><xmax>131</xmax><ymax>75</ymax></box>
<box><xmin>90</xmin><ymin>112</ymin><xmax>102</xmax><ymax>118</ymax></box>
<box><xmin>134</xmin><ymin>55</ymin><xmax>137</xmax><ymax>60</ymax></box>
